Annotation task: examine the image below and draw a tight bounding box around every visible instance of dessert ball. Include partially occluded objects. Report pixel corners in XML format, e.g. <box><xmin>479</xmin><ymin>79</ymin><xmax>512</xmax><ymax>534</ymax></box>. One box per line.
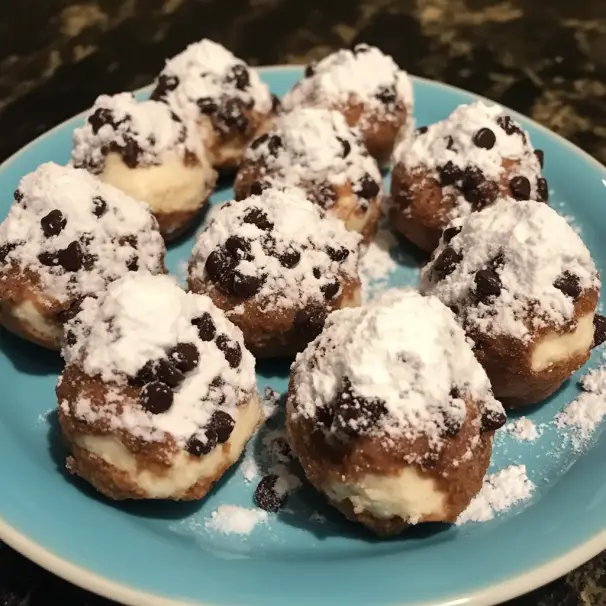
<box><xmin>420</xmin><ymin>199</ymin><xmax>599</xmax><ymax>409</ymax></box>
<box><xmin>286</xmin><ymin>289</ymin><xmax>505</xmax><ymax>535</ymax></box>
<box><xmin>72</xmin><ymin>93</ymin><xmax>217</xmax><ymax>241</ymax></box>
<box><xmin>390</xmin><ymin>101</ymin><xmax>548</xmax><ymax>252</ymax></box>
<box><xmin>234</xmin><ymin>108</ymin><xmax>383</xmax><ymax>244</ymax></box>
<box><xmin>150</xmin><ymin>39</ymin><xmax>274</xmax><ymax>172</ymax></box>
<box><xmin>282</xmin><ymin>44</ymin><xmax>413</xmax><ymax>166</ymax></box>
<box><xmin>0</xmin><ymin>163</ymin><xmax>165</xmax><ymax>350</ymax></box>
<box><xmin>188</xmin><ymin>187</ymin><xmax>362</xmax><ymax>358</ymax></box>
<box><xmin>57</xmin><ymin>273</ymin><xmax>261</xmax><ymax>501</ymax></box>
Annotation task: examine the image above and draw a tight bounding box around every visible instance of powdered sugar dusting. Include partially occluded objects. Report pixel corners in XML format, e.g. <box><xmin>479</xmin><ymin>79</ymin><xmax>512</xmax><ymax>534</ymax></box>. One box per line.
<box><xmin>205</xmin><ymin>505</ymin><xmax>268</xmax><ymax>535</ymax></box>
<box><xmin>359</xmin><ymin>223</ymin><xmax>397</xmax><ymax>302</ymax></box>
<box><xmin>505</xmin><ymin>417</ymin><xmax>539</xmax><ymax>442</ymax></box>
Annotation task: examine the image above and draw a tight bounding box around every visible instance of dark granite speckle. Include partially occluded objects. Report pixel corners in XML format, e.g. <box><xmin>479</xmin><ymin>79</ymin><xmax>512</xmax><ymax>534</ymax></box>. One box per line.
<box><xmin>0</xmin><ymin>1</ymin><xmax>604</xmax><ymax>605</ymax></box>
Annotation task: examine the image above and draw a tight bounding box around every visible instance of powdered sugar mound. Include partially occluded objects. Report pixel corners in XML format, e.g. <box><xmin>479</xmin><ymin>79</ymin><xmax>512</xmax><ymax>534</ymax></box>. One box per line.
<box><xmin>243</xmin><ymin>108</ymin><xmax>381</xmax><ymax>193</ymax></box>
<box><xmin>62</xmin><ymin>273</ymin><xmax>256</xmax><ymax>446</ymax></box>
<box><xmin>456</xmin><ymin>465</ymin><xmax>535</xmax><ymax>524</ymax></box>
<box><xmin>359</xmin><ymin>223</ymin><xmax>397</xmax><ymax>302</ymax></box>
<box><xmin>205</xmin><ymin>505</ymin><xmax>268</xmax><ymax>535</ymax></box>
<box><xmin>283</xmin><ymin>44</ymin><xmax>412</xmax><ymax>120</ymax></box>
<box><xmin>0</xmin><ymin>162</ymin><xmax>164</xmax><ymax>304</ymax></box>
<box><xmin>154</xmin><ymin>39</ymin><xmax>272</xmax><ymax>122</ymax></box>
<box><xmin>421</xmin><ymin>199</ymin><xmax>598</xmax><ymax>340</ymax></box>
<box><xmin>189</xmin><ymin>187</ymin><xmax>361</xmax><ymax>312</ymax></box>
<box><xmin>71</xmin><ymin>93</ymin><xmax>198</xmax><ymax>173</ymax></box>
<box><xmin>292</xmin><ymin>288</ymin><xmax>503</xmax><ymax>443</ymax></box>
<box><xmin>505</xmin><ymin>417</ymin><xmax>539</xmax><ymax>442</ymax></box>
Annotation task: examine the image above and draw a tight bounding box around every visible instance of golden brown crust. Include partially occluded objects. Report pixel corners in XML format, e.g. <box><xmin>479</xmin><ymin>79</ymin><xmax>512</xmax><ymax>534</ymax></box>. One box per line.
<box><xmin>154</xmin><ymin>195</ymin><xmax>211</xmax><ymax>242</ymax></box>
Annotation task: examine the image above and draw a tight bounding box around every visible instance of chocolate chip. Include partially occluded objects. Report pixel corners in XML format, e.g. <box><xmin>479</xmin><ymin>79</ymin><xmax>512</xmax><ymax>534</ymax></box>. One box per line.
<box><xmin>337</xmin><ymin>137</ymin><xmax>351</xmax><ymax>158</ymax></box>
<box><xmin>355</xmin><ymin>174</ymin><xmax>380</xmax><ymax>199</ymax></box>
<box><xmin>88</xmin><ymin>108</ymin><xmax>115</xmax><ymax>134</ymax></box>
<box><xmin>592</xmin><ymin>314</ymin><xmax>606</xmax><ymax>348</ymax></box>
<box><xmin>465</xmin><ymin>178</ymin><xmax>499</xmax><ymax>210</ymax></box>
<box><xmin>442</xmin><ymin>226</ymin><xmax>461</xmax><ymax>244</ymax></box>
<box><xmin>216</xmin><ymin>98</ymin><xmax>249</xmax><ymax>133</ymax></box>
<box><xmin>120</xmin><ymin>137</ymin><xmax>142</xmax><ymax>168</ymax></box>
<box><xmin>537</xmin><ymin>177</ymin><xmax>549</xmax><ymax>202</ymax></box>
<box><xmin>304</xmin><ymin>63</ymin><xmax>316</xmax><ymax>78</ymax></box>
<box><xmin>0</xmin><ymin>242</ymin><xmax>18</xmax><ymax>263</ymax></box>
<box><xmin>472</xmin><ymin>127</ymin><xmax>496</xmax><ymax>150</ymax></box>
<box><xmin>243</xmin><ymin>208</ymin><xmax>273</xmax><ymax>230</ymax></box>
<box><xmin>461</xmin><ymin>166</ymin><xmax>485</xmax><ymax>196</ymax></box>
<box><xmin>474</xmin><ymin>269</ymin><xmax>502</xmax><ymax>304</ymax></box>
<box><xmin>40</xmin><ymin>209</ymin><xmax>66</xmax><ymax>238</ymax></box>
<box><xmin>186</xmin><ymin>433</ymin><xmax>217</xmax><ymax>457</ymax></box>
<box><xmin>554</xmin><ymin>271</ymin><xmax>582</xmax><ymax>300</ymax></box>
<box><xmin>445</xmin><ymin>136</ymin><xmax>456</xmax><ymax>151</ymax></box>
<box><xmin>535</xmin><ymin>149</ymin><xmax>544</xmax><ymax>168</ymax></box>
<box><xmin>14</xmin><ymin>189</ymin><xmax>24</xmax><ymax>202</ymax></box>
<box><xmin>277</xmin><ymin>248</ymin><xmax>300</xmax><ymax>269</ymax></box>
<box><xmin>416</xmin><ymin>126</ymin><xmax>428</xmax><ymax>135</ymax></box>
<box><xmin>333</xmin><ymin>381</ymin><xmax>387</xmax><ymax>436</ymax></box>
<box><xmin>315</xmin><ymin>404</ymin><xmax>334</xmax><ymax>428</ymax></box>
<box><xmin>37</xmin><ymin>251</ymin><xmax>59</xmax><ymax>267</ymax></box>
<box><xmin>321</xmin><ymin>279</ymin><xmax>340</xmax><ymax>299</ymax></box>
<box><xmin>250</xmin><ymin>180</ymin><xmax>270</xmax><ymax>196</ymax></box>
<box><xmin>231</xmin><ymin>271</ymin><xmax>265</xmax><ymax>297</ymax></box>
<box><xmin>65</xmin><ymin>329</ymin><xmax>77</xmax><ymax>347</ymax></box>
<box><xmin>509</xmin><ymin>176</ymin><xmax>531</xmax><ymax>200</ymax></box>
<box><xmin>120</xmin><ymin>235</ymin><xmax>138</xmax><ymax>248</ymax></box>
<box><xmin>267</xmin><ymin>135</ymin><xmax>282</xmax><ymax>156</ymax></box>
<box><xmin>229</xmin><ymin>64</ymin><xmax>250</xmax><ymax>90</ymax></box>
<box><xmin>376</xmin><ymin>85</ymin><xmax>397</xmax><ymax>105</ymax></box>
<box><xmin>125</xmin><ymin>254</ymin><xmax>138</xmax><ymax>271</ymax></box>
<box><xmin>441</xmin><ymin>414</ymin><xmax>463</xmax><ymax>437</ymax></box>
<box><xmin>216</xmin><ymin>334</ymin><xmax>242</xmax><ymax>368</ymax></box>
<box><xmin>225</xmin><ymin>236</ymin><xmax>252</xmax><ymax>260</ymax></box>
<box><xmin>56</xmin><ymin>296</ymin><xmax>87</xmax><ymax>324</ymax></box>
<box><xmin>156</xmin><ymin>358</ymin><xmax>185</xmax><ymax>387</ymax></box>
<box><xmin>309</xmin><ymin>183</ymin><xmax>337</xmax><ymax>209</ymax></box>
<box><xmin>192</xmin><ymin>312</ymin><xmax>216</xmax><ymax>341</ymax></box>
<box><xmin>432</xmin><ymin>247</ymin><xmax>462</xmax><ymax>281</ymax></box>
<box><xmin>169</xmin><ymin>342</ymin><xmax>200</xmax><ymax>373</ymax></box>
<box><xmin>140</xmin><ymin>382</ymin><xmax>173</xmax><ymax>414</ymax></box>
<box><xmin>293</xmin><ymin>305</ymin><xmax>327</xmax><ymax>340</ymax></box>
<box><xmin>208</xmin><ymin>410</ymin><xmax>235</xmax><ymax>443</ymax></box>
<box><xmin>150</xmin><ymin>75</ymin><xmax>179</xmax><ymax>100</ymax></box>
<box><xmin>438</xmin><ymin>161</ymin><xmax>464</xmax><ymax>186</ymax></box>
<box><xmin>497</xmin><ymin>115</ymin><xmax>523</xmax><ymax>137</ymax></box>
<box><xmin>205</xmin><ymin>249</ymin><xmax>237</xmax><ymax>282</ymax></box>
<box><xmin>92</xmin><ymin>196</ymin><xmax>108</xmax><ymax>217</ymax></box>
<box><xmin>250</xmin><ymin>133</ymin><xmax>269</xmax><ymax>149</ymax></box>
<box><xmin>57</xmin><ymin>241</ymin><xmax>84</xmax><ymax>272</ymax></box>
<box><xmin>271</xmin><ymin>94</ymin><xmax>281</xmax><ymax>113</ymax></box>
<box><xmin>254</xmin><ymin>474</ymin><xmax>286</xmax><ymax>512</ymax></box>
<box><xmin>326</xmin><ymin>246</ymin><xmax>349</xmax><ymax>262</ymax></box>
<box><xmin>312</xmin><ymin>267</ymin><xmax>322</xmax><ymax>279</ymax></box>
<box><xmin>197</xmin><ymin>97</ymin><xmax>218</xmax><ymax>115</ymax></box>
<box><xmin>490</xmin><ymin>253</ymin><xmax>506</xmax><ymax>270</ymax></box>
<box><xmin>481</xmin><ymin>407</ymin><xmax>507</xmax><ymax>433</ymax></box>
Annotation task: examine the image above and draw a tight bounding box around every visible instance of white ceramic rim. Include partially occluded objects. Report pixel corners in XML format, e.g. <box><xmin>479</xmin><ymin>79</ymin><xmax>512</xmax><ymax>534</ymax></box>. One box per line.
<box><xmin>0</xmin><ymin>65</ymin><xmax>604</xmax><ymax>606</ymax></box>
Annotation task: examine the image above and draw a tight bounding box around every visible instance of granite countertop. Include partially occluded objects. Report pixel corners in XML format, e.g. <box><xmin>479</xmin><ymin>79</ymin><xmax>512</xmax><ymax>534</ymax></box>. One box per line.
<box><xmin>0</xmin><ymin>0</ymin><xmax>604</xmax><ymax>604</ymax></box>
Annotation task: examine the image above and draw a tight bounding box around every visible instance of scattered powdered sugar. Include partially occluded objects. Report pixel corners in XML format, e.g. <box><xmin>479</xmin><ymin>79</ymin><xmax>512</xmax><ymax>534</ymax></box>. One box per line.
<box><xmin>189</xmin><ymin>187</ymin><xmax>361</xmax><ymax>312</ymax></box>
<box><xmin>243</xmin><ymin>108</ymin><xmax>381</xmax><ymax>195</ymax></box>
<box><xmin>291</xmin><ymin>288</ymin><xmax>503</xmax><ymax>443</ymax></box>
<box><xmin>359</xmin><ymin>223</ymin><xmax>397</xmax><ymax>302</ymax></box>
<box><xmin>240</xmin><ymin>455</ymin><xmax>260</xmax><ymax>484</ymax></box>
<box><xmin>261</xmin><ymin>386</ymin><xmax>281</xmax><ymax>419</ymax></box>
<box><xmin>71</xmin><ymin>93</ymin><xmax>200</xmax><ymax>173</ymax></box>
<box><xmin>421</xmin><ymin>199</ymin><xmax>598</xmax><ymax>341</ymax></box>
<box><xmin>205</xmin><ymin>505</ymin><xmax>268</xmax><ymax>535</ymax></box>
<box><xmin>556</xmin><ymin>365</ymin><xmax>606</xmax><ymax>450</ymax></box>
<box><xmin>505</xmin><ymin>417</ymin><xmax>539</xmax><ymax>442</ymax></box>
<box><xmin>0</xmin><ymin>163</ymin><xmax>165</xmax><ymax>304</ymax></box>
<box><xmin>61</xmin><ymin>273</ymin><xmax>256</xmax><ymax>447</ymax></box>
<box><xmin>456</xmin><ymin>465</ymin><xmax>535</xmax><ymax>524</ymax></box>
<box><xmin>283</xmin><ymin>44</ymin><xmax>412</xmax><ymax>121</ymax></box>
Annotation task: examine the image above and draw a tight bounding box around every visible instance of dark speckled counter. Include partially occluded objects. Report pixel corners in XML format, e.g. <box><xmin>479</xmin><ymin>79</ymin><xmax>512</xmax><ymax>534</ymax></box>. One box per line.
<box><xmin>0</xmin><ymin>1</ymin><xmax>604</xmax><ymax>604</ymax></box>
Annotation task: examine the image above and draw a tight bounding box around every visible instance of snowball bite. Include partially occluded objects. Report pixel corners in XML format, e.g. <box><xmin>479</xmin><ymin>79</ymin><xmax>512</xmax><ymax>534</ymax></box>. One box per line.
<box><xmin>57</xmin><ymin>273</ymin><xmax>261</xmax><ymax>501</ymax></box>
<box><xmin>286</xmin><ymin>289</ymin><xmax>506</xmax><ymax>535</ymax></box>
<box><xmin>71</xmin><ymin>92</ymin><xmax>217</xmax><ymax>240</ymax></box>
<box><xmin>0</xmin><ymin>163</ymin><xmax>165</xmax><ymax>350</ymax></box>
<box><xmin>389</xmin><ymin>101</ymin><xmax>548</xmax><ymax>252</ymax></box>
<box><xmin>234</xmin><ymin>107</ymin><xmax>383</xmax><ymax>244</ymax></box>
<box><xmin>188</xmin><ymin>187</ymin><xmax>362</xmax><ymax>358</ymax></box>
<box><xmin>282</xmin><ymin>44</ymin><xmax>413</xmax><ymax>166</ymax></box>
<box><xmin>420</xmin><ymin>199</ymin><xmax>600</xmax><ymax>409</ymax></box>
<box><xmin>150</xmin><ymin>39</ymin><xmax>275</xmax><ymax>172</ymax></box>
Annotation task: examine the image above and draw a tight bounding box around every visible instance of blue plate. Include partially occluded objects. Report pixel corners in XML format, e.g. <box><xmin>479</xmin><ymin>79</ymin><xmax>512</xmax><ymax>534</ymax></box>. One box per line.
<box><xmin>0</xmin><ymin>66</ymin><xmax>604</xmax><ymax>606</ymax></box>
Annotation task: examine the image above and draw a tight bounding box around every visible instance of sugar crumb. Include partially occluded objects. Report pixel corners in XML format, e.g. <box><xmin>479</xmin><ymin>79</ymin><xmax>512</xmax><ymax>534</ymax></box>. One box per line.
<box><xmin>359</xmin><ymin>222</ymin><xmax>397</xmax><ymax>302</ymax></box>
<box><xmin>205</xmin><ymin>505</ymin><xmax>267</xmax><ymax>535</ymax></box>
<box><xmin>504</xmin><ymin>417</ymin><xmax>539</xmax><ymax>442</ymax></box>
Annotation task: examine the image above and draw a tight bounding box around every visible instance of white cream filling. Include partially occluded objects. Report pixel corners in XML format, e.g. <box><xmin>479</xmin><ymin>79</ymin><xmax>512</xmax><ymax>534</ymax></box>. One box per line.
<box><xmin>99</xmin><ymin>151</ymin><xmax>216</xmax><ymax>216</ymax></box>
<box><xmin>325</xmin><ymin>466</ymin><xmax>446</xmax><ymax>523</ymax></box>
<box><xmin>75</xmin><ymin>393</ymin><xmax>262</xmax><ymax>499</ymax></box>
<box><xmin>5</xmin><ymin>299</ymin><xmax>62</xmax><ymax>345</ymax></box>
<box><xmin>531</xmin><ymin>313</ymin><xmax>594</xmax><ymax>372</ymax></box>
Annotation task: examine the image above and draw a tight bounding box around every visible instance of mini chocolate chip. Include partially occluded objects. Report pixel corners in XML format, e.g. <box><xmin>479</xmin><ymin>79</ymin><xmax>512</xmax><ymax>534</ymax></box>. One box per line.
<box><xmin>309</xmin><ymin>183</ymin><xmax>337</xmax><ymax>209</ymax></box>
<box><xmin>376</xmin><ymin>85</ymin><xmax>397</xmax><ymax>105</ymax></box>
<box><xmin>150</xmin><ymin>75</ymin><xmax>179</xmax><ymax>100</ymax></box>
<box><xmin>304</xmin><ymin>63</ymin><xmax>316</xmax><ymax>78</ymax></box>
<box><xmin>481</xmin><ymin>407</ymin><xmax>507</xmax><ymax>433</ymax></box>
<box><xmin>466</xmin><ymin>179</ymin><xmax>499</xmax><ymax>210</ymax></box>
<box><xmin>254</xmin><ymin>474</ymin><xmax>286</xmax><ymax>512</ymax></box>
<box><xmin>497</xmin><ymin>115</ymin><xmax>523</xmax><ymax>137</ymax></box>
<box><xmin>154</xmin><ymin>358</ymin><xmax>185</xmax><ymax>388</ymax></box>
<box><xmin>243</xmin><ymin>208</ymin><xmax>273</xmax><ymax>230</ymax></box>
<box><xmin>293</xmin><ymin>305</ymin><xmax>327</xmax><ymax>340</ymax></box>
<box><xmin>88</xmin><ymin>108</ymin><xmax>115</xmax><ymax>134</ymax></box>
<box><xmin>229</xmin><ymin>64</ymin><xmax>250</xmax><ymax>90</ymax></box>
<box><xmin>315</xmin><ymin>405</ymin><xmax>334</xmax><ymax>428</ymax></box>
<box><xmin>225</xmin><ymin>236</ymin><xmax>252</xmax><ymax>260</ymax></box>
<box><xmin>65</xmin><ymin>330</ymin><xmax>77</xmax><ymax>347</ymax></box>
<box><xmin>278</xmin><ymin>248</ymin><xmax>301</xmax><ymax>269</ymax></box>
<box><xmin>206</xmin><ymin>249</ymin><xmax>237</xmax><ymax>281</ymax></box>
<box><xmin>57</xmin><ymin>241</ymin><xmax>84</xmax><ymax>272</ymax></box>
<box><xmin>0</xmin><ymin>242</ymin><xmax>18</xmax><ymax>263</ymax></box>
<box><xmin>208</xmin><ymin>410</ymin><xmax>235</xmax><ymax>443</ymax></box>
<box><xmin>40</xmin><ymin>209</ymin><xmax>66</xmax><ymax>238</ymax></box>
<box><xmin>267</xmin><ymin>135</ymin><xmax>282</xmax><ymax>156</ymax></box>
<box><xmin>326</xmin><ymin>246</ymin><xmax>349</xmax><ymax>262</ymax></box>
<box><xmin>126</xmin><ymin>255</ymin><xmax>139</xmax><ymax>271</ymax></box>
<box><xmin>438</xmin><ymin>161</ymin><xmax>464</xmax><ymax>186</ymax></box>
<box><xmin>56</xmin><ymin>297</ymin><xmax>87</xmax><ymax>324</ymax></box>
<box><xmin>250</xmin><ymin>180</ymin><xmax>270</xmax><ymax>196</ymax></box>
<box><xmin>186</xmin><ymin>433</ymin><xmax>217</xmax><ymax>457</ymax></box>
<box><xmin>197</xmin><ymin>97</ymin><xmax>218</xmax><ymax>115</ymax></box>
<box><xmin>472</xmin><ymin>127</ymin><xmax>496</xmax><ymax>150</ymax></box>
<box><xmin>313</xmin><ymin>267</ymin><xmax>322</xmax><ymax>279</ymax></box>
<box><xmin>432</xmin><ymin>247</ymin><xmax>462</xmax><ymax>281</ymax></box>
<box><xmin>231</xmin><ymin>271</ymin><xmax>265</xmax><ymax>297</ymax></box>
<box><xmin>461</xmin><ymin>166</ymin><xmax>485</xmax><ymax>196</ymax></box>
<box><xmin>14</xmin><ymin>189</ymin><xmax>24</xmax><ymax>202</ymax></box>
<box><xmin>535</xmin><ymin>149</ymin><xmax>544</xmax><ymax>168</ymax></box>
<box><xmin>92</xmin><ymin>196</ymin><xmax>108</xmax><ymax>217</ymax></box>
<box><xmin>442</xmin><ymin>226</ymin><xmax>462</xmax><ymax>244</ymax></box>
<box><xmin>537</xmin><ymin>177</ymin><xmax>549</xmax><ymax>202</ymax></box>
<box><xmin>416</xmin><ymin>126</ymin><xmax>428</xmax><ymax>135</ymax></box>
<box><xmin>271</xmin><ymin>94</ymin><xmax>281</xmax><ymax>112</ymax></box>
<box><xmin>216</xmin><ymin>98</ymin><xmax>249</xmax><ymax>133</ymax></box>
<box><xmin>355</xmin><ymin>174</ymin><xmax>380</xmax><ymax>199</ymax></box>
<box><xmin>445</xmin><ymin>136</ymin><xmax>456</xmax><ymax>151</ymax></box>
<box><xmin>592</xmin><ymin>314</ymin><xmax>606</xmax><ymax>348</ymax></box>
<box><xmin>509</xmin><ymin>176</ymin><xmax>531</xmax><ymax>200</ymax></box>
<box><xmin>333</xmin><ymin>385</ymin><xmax>387</xmax><ymax>436</ymax></box>
<box><xmin>210</xmin><ymin>376</ymin><xmax>224</xmax><ymax>389</ymax></box>
<box><xmin>490</xmin><ymin>254</ymin><xmax>506</xmax><ymax>270</ymax></box>
<box><xmin>554</xmin><ymin>271</ymin><xmax>582</xmax><ymax>300</ymax></box>
<box><xmin>216</xmin><ymin>334</ymin><xmax>242</xmax><ymax>368</ymax></box>
<box><xmin>140</xmin><ymin>382</ymin><xmax>173</xmax><ymax>414</ymax></box>
<box><xmin>251</xmin><ymin>133</ymin><xmax>269</xmax><ymax>149</ymax></box>
<box><xmin>261</xmin><ymin>234</ymin><xmax>276</xmax><ymax>256</ymax></box>
<box><xmin>441</xmin><ymin>414</ymin><xmax>463</xmax><ymax>437</ymax></box>
<box><xmin>37</xmin><ymin>251</ymin><xmax>59</xmax><ymax>267</ymax></box>
<box><xmin>120</xmin><ymin>137</ymin><xmax>142</xmax><ymax>168</ymax></box>
<box><xmin>169</xmin><ymin>342</ymin><xmax>200</xmax><ymax>373</ymax></box>
<box><xmin>192</xmin><ymin>312</ymin><xmax>216</xmax><ymax>341</ymax></box>
<box><xmin>474</xmin><ymin>269</ymin><xmax>502</xmax><ymax>304</ymax></box>
<box><xmin>321</xmin><ymin>279</ymin><xmax>340</xmax><ymax>299</ymax></box>
<box><xmin>120</xmin><ymin>235</ymin><xmax>138</xmax><ymax>248</ymax></box>
<box><xmin>337</xmin><ymin>137</ymin><xmax>351</xmax><ymax>158</ymax></box>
